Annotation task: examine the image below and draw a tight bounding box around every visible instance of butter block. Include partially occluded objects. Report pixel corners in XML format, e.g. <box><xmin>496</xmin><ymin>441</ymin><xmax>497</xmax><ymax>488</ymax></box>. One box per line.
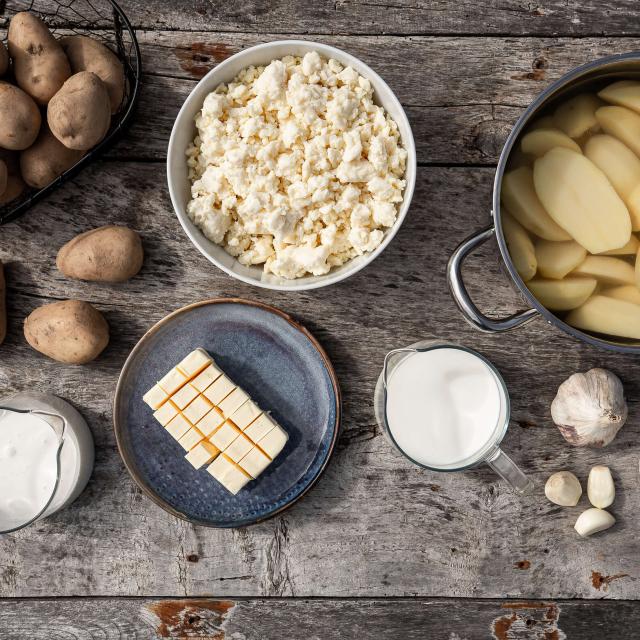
<box><xmin>239</xmin><ymin>446</ymin><xmax>272</xmax><ymax>478</ymax></box>
<box><xmin>225</xmin><ymin>432</ymin><xmax>254</xmax><ymax>463</ymax></box>
<box><xmin>230</xmin><ymin>400</ymin><xmax>263</xmax><ymax>431</ymax></box>
<box><xmin>258</xmin><ymin>424</ymin><xmax>288</xmax><ymax>459</ymax></box>
<box><xmin>207</xmin><ymin>454</ymin><xmax>251</xmax><ymax>495</ymax></box>
<box><xmin>183</xmin><ymin>395</ymin><xmax>213</xmax><ymax>424</ymax></box>
<box><xmin>191</xmin><ymin>363</ymin><xmax>223</xmax><ymax>392</ymax></box>
<box><xmin>171</xmin><ymin>383</ymin><xmax>200</xmax><ymax>410</ymax></box>
<box><xmin>203</xmin><ymin>375</ymin><xmax>236</xmax><ymax>405</ymax></box>
<box><xmin>154</xmin><ymin>400</ymin><xmax>179</xmax><ymax>427</ymax></box>
<box><xmin>197</xmin><ymin>407</ymin><xmax>225</xmax><ymax>437</ymax></box>
<box><xmin>177</xmin><ymin>348</ymin><xmax>212</xmax><ymax>378</ymax></box>
<box><xmin>158</xmin><ymin>368</ymin><xmax>188</xmax><ymax>395</ymax></box>
<box><xmin>178</xmin><ymin>426</ymin><xmax>205</xmax><ymax>452</ymax></box>
<box><xmin>218</xmin><ymin>387</ymin><xmax>250</xmax><ymax>417</ymax></box>
<box><xmin>143</xmin><ymin>384</ymin><xmax>169</xmax><ymax>410</ymax></box>
<box><xmin>244</xmin><ymin>413</ymin><xmax>277</xmax><ymax>442</ymax></box>
<box><xmin>185</xmin><ymin>441</ymin><xmax>220</xmax><ymax>469</ymax></box>
<box><xmin>165</xmin><ymin>413</ymin><xmax>193</xmax><ymax>441</ymax></box>
<box><xmin>209</xmin><ymin>420</ymin><xmax>241</xmax><ymax>450</ymax></box>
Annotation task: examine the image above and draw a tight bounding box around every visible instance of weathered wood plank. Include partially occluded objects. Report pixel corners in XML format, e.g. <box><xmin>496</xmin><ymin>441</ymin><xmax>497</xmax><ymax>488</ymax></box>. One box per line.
<box><xmin>1</xmin><ymin>597</ymin><xmax>639</xmax><ymax>639</ymax></box>
<box><xmin>1</xmin><ymin>162</ymin><xmax>639</xmax><ymax>599</ymax></box>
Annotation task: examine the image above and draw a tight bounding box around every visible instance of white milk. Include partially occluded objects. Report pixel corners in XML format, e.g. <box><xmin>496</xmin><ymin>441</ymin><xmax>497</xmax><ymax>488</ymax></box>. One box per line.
<box><xmin>385</xmin><ymin>347</ymin><xmax>505</xmax><ymax>468</ymax></box>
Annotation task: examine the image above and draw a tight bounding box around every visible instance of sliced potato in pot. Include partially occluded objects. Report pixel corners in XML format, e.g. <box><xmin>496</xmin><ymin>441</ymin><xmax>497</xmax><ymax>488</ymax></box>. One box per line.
<box><xmin>553</xmin><ymin>93</ymin><xmax>602</xmax><ymax>138</ymax></box>
<box><xmin>598</xmin><ymin>80</ymin><xmax>640</xmax><ymax>114</ymax></box>
<box><xmin>596</xmin><ymin>106</ymin><xmax>640</xmax><ymax>158</ymax></box>
<box><xmin>502</xmin><ymin>211</ymin><xmax>537</xmax><ymax>281</ymax></box>
<box><xmin>520</xmin><ymin>128</ymin><xmax>582</xmax><ymax>157</ymax></box>
<box><xmin>602</xmin><ymin>285</ymin><xmax>640</xmax><ymax>305</ymax></box>
<box><xmin>599</xmin><ymin>234</ymin><xmax>640</xmax><ymax>256</ymax></box>
<box><xmin>572</xmin><ymin>255</ymin><xmax>635</xmax><ymax>285</ymax></box>
<box><xmin>567</xmin><ymin>295</ymin><xmax>640</xmax><ymax>339</ymax></box>
<box><xmin>535</xmin><ymin>240</ymin><xmax>586</xmax><ymax>280</ymax></box>
<box><xmin>527</xmin><ymin>277</ymin><xmax>597</xmax><ymax>311</ymax></box>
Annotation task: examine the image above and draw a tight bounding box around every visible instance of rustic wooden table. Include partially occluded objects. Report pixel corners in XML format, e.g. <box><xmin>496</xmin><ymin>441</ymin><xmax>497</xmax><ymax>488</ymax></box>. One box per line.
<box><xmin>2</xmin><ymin>1</ymin><xmax>640</xmax><ymax>638</ymax></box>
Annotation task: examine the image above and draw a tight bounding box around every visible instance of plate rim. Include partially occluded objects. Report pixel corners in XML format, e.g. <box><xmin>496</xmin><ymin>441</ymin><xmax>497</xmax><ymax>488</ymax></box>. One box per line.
<box><xmin>113</xmin><ymin>297</ymin><xmax>342</xmax><ymax>528</ymax></box>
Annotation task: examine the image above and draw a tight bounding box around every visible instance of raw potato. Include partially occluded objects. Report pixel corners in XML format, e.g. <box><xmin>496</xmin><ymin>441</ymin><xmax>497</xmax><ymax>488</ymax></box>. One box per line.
<box><xmin>20</xmin><ymin>126</ymin><xmax>85</xmax><ymax>189</ymax></box>
<box><xmin>520</xmin><ymin>128</ymin><xmax>582</xmax><ymax>157</ymax></box>
<box><xmin>585</xmin><ymin>134</ymin><xmax>640</xmax><ymax>230</ymax></box>
<box><xmin>0</xmin><ymin>82</ymin><xmax>41</xmax><ymax>150</ymax></box>
<box><xmin>572</xmin><ymin>255</ymin><xmax>635</xmax><ymax>286</ymax></box>
<box><xmin>533</xmin><ymin>147</ymin><xmax>631</xmax><ymax>254</ymax></box>
<box><xmin>0</xmin><ymin>175</ymin><xmax>25</xmax><ymax>205</ymax></box>
<box><xmin>24</xmin><ymin>299</ymin><xmax>109</xmax><ymax>364</ymax></box>
<box><xmin>47</xmin><ymin>72</ymin><xmax>111</xmax><ymax>151</ymax></box>
<box><xmin>599</xmin><ymin>234</ymin><xmax>639</xmax><ymax>256</ymax></box>
<box><xmin>553</xmin><ymin>93</ymin><xmax>602</xmax><ymax>138</ymax></box>
<box><xmin>56</xmin><ymin>225</ymin><xmax>144</xmax><ymax>282</ymax></box>
<box><xmin>527</xmin><ymin>277</ymin><xmax>597</xmax><ymax>311</ymax></box>
<box><xmin>0</xmin><ymin>42</ymin><xmax>8</xmax><ymax>77</ymax></box>
<box><xmin>61</xmin><ymin>36</ymin><xmax>125</xmax><ymax>114</ymax></box>
<box><xmin>535</xmin><ymin>240</ymin><xmax>586</xmax><ymax>280</ymax></box>
<box><xmin>501</xmin><ymin>167</ymin><xmax>571</xmax><ymax>241</ymax></box>
<box><xmin>502</xmin><ymin>211</ymin><xmax>536</xmax><ymax>281</ymax></box>
<box><xmin>0</xmin><ymin>261</ymin><xmax>5</xmax><ymax>346</ymax></box>
<box><xmin>0</xmin><ymin>159</ymin><xmax>6</xmax><ymax>196</ymax></box>
<box><xmin>8</xmin><ymin>12</ymin><xmax>71</xmax><ymax>105</ymax></box>
<box><xmin>603</xmin><ymin>285</ymin><xmax>640</xmax><ymax>305</ymax></box>
<box><xmin>598</xmin><ymin>80</ymin><xmax>640</xmax><ymax>114</ymax></box>
<box><xmin>566</xmin><ymin>295</ymin><xmax>640</xmax><ymax>339</ymax></box>
<box><xmin>596</xmin><ymin>106</ymin><xmax>640</xmax><ymax>158</ymax></box>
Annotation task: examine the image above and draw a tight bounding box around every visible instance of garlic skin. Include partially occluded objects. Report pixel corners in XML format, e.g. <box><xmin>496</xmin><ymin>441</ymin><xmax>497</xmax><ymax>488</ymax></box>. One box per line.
<box><xmin>551</xmin><ymin>368</ymin><xmax>627</xmax><ymax>447</ymax></box>
<box><xmin>545</xmin><ymin>471</ymin><xmax>582</xmax><ymax>506</ymax></box>
<box><xmin>587</xmin><ymin>465</ymin><xmax>615</xmax><ymax>509</ymax></box>
<box><xmin>574</xmin><ymin>508</ymin><xmax>616</xmax><ymax>537</ymax></box>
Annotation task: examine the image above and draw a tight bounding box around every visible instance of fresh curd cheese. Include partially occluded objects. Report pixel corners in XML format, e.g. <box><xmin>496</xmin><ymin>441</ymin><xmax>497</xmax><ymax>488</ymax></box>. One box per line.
<box><xmin>186</xmin><ymin>51</ymin><xmax>407</xmax><ymax>280</ymax></box>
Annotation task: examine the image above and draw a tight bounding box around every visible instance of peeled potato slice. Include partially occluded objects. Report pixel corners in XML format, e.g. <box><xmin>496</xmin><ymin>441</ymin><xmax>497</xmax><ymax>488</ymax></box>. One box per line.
<box><xmin>572</xmin><ymin>255</ymin><xmax>635</xmax><ymax>285</ymax></box>
<box><xmin>599</xmin><ymin>234</ymin><xmax>640</xmax><ymax>255</ymax></box>
<box><xmin>521</xmin><ymin>128</ymin><xmax>582</xmax><ymax>157</ymax></box>
<box><xmin>553</xmin><ymin>93</ymin><xmax>602</xmax><ymax>138</ymax></box>
<box><xmin>527</xmin><ymin>277</ymin><xmax>597</xmax><ymax>311</ymax></box>
<box><xmin>598</xmin><ymin>80</ymin><xmax>640</xmax><ymax>114</ymax></box>
<box><xmin>535</xmin><ymin>240</ymin><xmax>586</xmax><ymax>279</ymax></box>
<box><xmin>502</xmin><ymin>211</ymin><xmax>537</xmax><ymax>281</ymax></box>
<box><xmin>596</xmin><ymin>106</ymin><xmax>640</xmax><ymax>158</ymax></box>
<box><xmin>602</xmin><ymin>285</ymin><xmax>640</xmax><ymax>305</ymax></box>
<box><xmin>566</xmin><ymin>295</ymin><xmax>640</xmax><ymax>339</ymax></box>
<box><xmin>501</xmin><ymin>167</ymin><xmax>571</xmax><ymax>241</ymax></box>
<box><xmin>584</xmin><ymin>134</ymin><xmax>640</xmax><ymax>230</ymax></box>
<box><xmin>533</xmin><ymin>147</ymin><xmax>631</xmax><ymax>253</ymax></box>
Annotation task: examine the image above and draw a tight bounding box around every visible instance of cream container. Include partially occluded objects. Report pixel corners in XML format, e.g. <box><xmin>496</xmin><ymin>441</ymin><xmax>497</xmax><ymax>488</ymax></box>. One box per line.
<box><xmin>0</xmin><ymin>393</ymin><xmax>94</xmax><ymax>534</ymax></box>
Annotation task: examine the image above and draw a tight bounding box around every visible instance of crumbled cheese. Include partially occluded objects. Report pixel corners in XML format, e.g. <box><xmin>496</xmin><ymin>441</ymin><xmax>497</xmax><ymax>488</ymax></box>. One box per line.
<box><xmin>186</xmin><ymin>52</ymin><xmax>407</xmax><ymax>280</ymax></box>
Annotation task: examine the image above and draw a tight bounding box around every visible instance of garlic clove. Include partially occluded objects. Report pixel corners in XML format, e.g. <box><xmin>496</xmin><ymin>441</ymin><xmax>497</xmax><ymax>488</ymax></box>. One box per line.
<box><xmin>545</xmin><ymin>471</ymin><xmax>582</xmax><ymax>506</ymax></box>
<box><xmin>574</xmin><ymin>508</ymin><xmax>616</xmax><ymax>537</ymax></box>
<box><xmin>587</xmin><ymin>465</ymin><xmax>615</xmax><ymax>509</ymax></box>
<box><xmin>551</xmin><ymin>368</ymin><xmax>627</xmax><ymax>447</ymax></box>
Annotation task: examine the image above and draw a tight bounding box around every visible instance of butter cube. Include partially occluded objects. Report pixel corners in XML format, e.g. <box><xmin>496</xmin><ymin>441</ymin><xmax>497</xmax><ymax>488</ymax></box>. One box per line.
<box><xmin>230</xmin><ymin>400</ymin><xmax>263</xmax><ymax>430</ymax></box>
<box><xmin>183</xmin><ymin>395</ymin><xmax>213</xmax><ymax>424</ymax></box>
<box><xmin>177</xmin><ymin>348</ymin><xmax>212</xmax><ymax>378</ymax></box>
<box><xmin>191</xmin><ymin>363</ymin><xmax>223</xmax><ymax>392</ymax></box>
<box><xmin>207</xmin><ymin>454</ymin><xmax>251</xmax><ymax>495</ymax></box>
<box><xmin>165</xmin><ymin>413</ymin><xmax>192</xmax><ymax>441</ymax></box>
<box><xmin>197</xmin><ymin>407</ymin><xmax>225</xmax><ymax>438</ymax></box>
<box><xmin>244</xmin><ymin>413</ymin><xmax>277</xmax><ymax>442</ymax></box>
<box><xmin>185</xmin><ymin>441</ymin><xmax>220</xmax><ymax>469</ymax></box>
<box><xmin>203</xmin><ymin>375</ymin><xmax>236</xmax><ymax>405</ymax></box>
<box><xmin>178</xmin><ymin>426</ymin><xmax>205</xmax><ymax>452</ymax></box>
<box><xmin>171</xmin><ymin>383</ymin><xmax>199</xmax><ymax>410</ymax></box>
<box><xmin>143</xmin><ymin>384</ymin><xmax>169</xmax><ymax>410</ymax></box>
<box><xmin>258</xmin><ymin>425</ymin><xmax>288</xmax><ymax>459</ymax></box>
<box><xmin>239</xmin><ymin>446</ymin><xmax>272</xmax><ymax>478</ymax></box>
<box><xmin>209</xmin><ymin>420</ymin><xmax>241</xmax><ymax>450</ymax></box>
<box><xmin>225</xmin><ymin>432</ymin><xmax>254</xmax><ymax>463</ymax></box>
<box><xmin>218</xmin><ymin>387</ymin><xmax>250</xmax><ymax>417</ymax></box>
<box><xmin>153</xmin><ymin>400</ymin><xmax>179</xmax><ymax>426</ymax></box>
<box><xmin>158</xmin><ymin>368</ymin><xmax>188</xmax><ymax>395</ymax></box>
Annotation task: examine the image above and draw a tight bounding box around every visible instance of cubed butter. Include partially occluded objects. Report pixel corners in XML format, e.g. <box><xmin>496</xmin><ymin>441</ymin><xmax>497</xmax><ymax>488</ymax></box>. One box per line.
<box><xmin>218</xmin><ymin>387</ymin><xmax>250</xmax><ymax>417</ymax></box>
<box><xmin>143</xmin><ymin>384</ymin><xmax>169</xmax><ymax>410</ymax></box>
<box><xmin>225</xmin><ymin>432</ymin><xmax>254</xmax><ymax>462</ymax></box>
<box><xmin>229</xmin><ymin>400</ymin><xmax>262</xmax><ymax>430</ymax></box>
<box><xmin>185</xmin><ymin>441</ymin><xmax>220</xmax><ymax>469</ymax></box>
<box><xmin>165</xmin><ymin>413</ymin><xmax>193</xmax><ymax>441</ymax></box>
<box><xmin>239</xmin><ymin>446</ymin><xmax>272</xmax><ymax>478</ymax></box>
<box><xmin>178</xmin><ymin>426</ymin><xmax>205</xmax><ymax>452</ymax></box>
<box><xmin>209</xmin><ymin>420</ymin><xmax>241</xmax><ymax>450</ymax></box>
<box><xmin>207</xmin><ymin>454</ymin><xmax>251</xmax><ymax>495</ymax></box>
<box><xmin>191</xmin><ymin>363</ymin><xmax>223</xmax><ymax>392</ymax></box>
<box><xmin>203</xmin><ymin>375</ymin><xmax>236</xmax><ymax>405</ymax></box>
<box><xmin>244</xmin><ymin>413</ymin><xmax>277</xmax><ymax>442</ymax></box>
<box><xmin>158</xmin><ymin>368</ymin><xmax>188</xmax><ymax>395</ymax></box>
<box><xmin>183</xmin><ymin>395</ymin><xmax>213</xmax><ymax>424</ymax></box>
<box><xmin>154</xmin><ymin>400</ymin><xmax>179</xmax><ymax>427</ymax></box>
<box><xmin>177</xmin><ymin>348</ymin><xmax>212</xmax><ymax>378</ymax></box>
<box><xmin>197</xmin><ymin>407</ymin><xmax>225</xmax><ymax>437</ymax></box>
<box><xmin>258</xmin><ymin>425</ymin><xmax>288</xmax><ymax>459</ymax></box>
<box><xmin>171</xmin><ymin>383</ymin><xmax>200</xmax><ymax>410</ymax></box>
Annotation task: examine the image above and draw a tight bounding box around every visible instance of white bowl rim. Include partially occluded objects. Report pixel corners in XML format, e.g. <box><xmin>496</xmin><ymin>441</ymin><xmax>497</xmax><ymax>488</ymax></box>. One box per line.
<box><xmin>167</xmin><ymin>39</ymin><xmax>417</xmax><ymax>291</ymax></box>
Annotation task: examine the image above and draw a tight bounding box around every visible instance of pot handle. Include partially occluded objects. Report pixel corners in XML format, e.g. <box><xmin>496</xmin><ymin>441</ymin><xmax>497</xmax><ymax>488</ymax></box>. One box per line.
<box><xmin>447</xmin><ymin>224</ymin><xmax>539</xmax><ymax>333</ymax></box>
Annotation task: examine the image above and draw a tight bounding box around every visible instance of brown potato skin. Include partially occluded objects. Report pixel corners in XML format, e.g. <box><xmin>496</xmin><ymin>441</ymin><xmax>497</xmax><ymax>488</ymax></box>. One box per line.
<box><xmin>0</xmin><ymin>42</ymin><xmax>8</xmax><ymax>77</ymax></box>
<box><xmin>47</xmin><ymin>72</ymin><xmax>111</xmax><ymax>150</ymax></box>
<box><xmin>61</xmin><ymin>36</ymin><xmax>125</xmax><ymax>114</ymax></box>
<box><xmin>0</xmin><ymin>82</ymin><xmax>41</xmax><ymax>150</ymax></box>
<box><xmin>0</xmin><ymin>159</ymin><xmax>6</xmax><ymax>196</ymax></box>
<box><xmin>0</xmin><ymin>261</ymin><xmax>6</xmax><ymax>346</ymax></box>
<box><xmin>57</xmin><ymin>225</ymin><xmax>144</xmax><ymax>282</ymax></box>
<box><xmin>0</xmin><ymin>174</ymin><xmax>25</xmax><ymax>204</ymax></box>
<box><xmin>8</xmin><ymin>12</ymin><xmax>71</xmax><ymax>105</ymax></box>
<box><xmin>24</xmin><ymin>299</ymin><xmax>109</xmax><ymax>364</ymax></box>
<box><xmin>20</xmin><ymin>125</ymin><xmax>85</xmax><ymax>189</ymax></box>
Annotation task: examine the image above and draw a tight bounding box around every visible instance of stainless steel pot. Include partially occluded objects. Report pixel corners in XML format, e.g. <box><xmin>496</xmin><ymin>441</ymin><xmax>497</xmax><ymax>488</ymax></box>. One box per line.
<box><xmin>447</xmin><ymin>52</ymin><xmax>640</xmax><ymax>354</ymax></box>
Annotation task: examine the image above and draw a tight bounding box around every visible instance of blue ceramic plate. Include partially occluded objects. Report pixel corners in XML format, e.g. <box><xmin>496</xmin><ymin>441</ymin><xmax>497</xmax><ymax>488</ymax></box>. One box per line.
<box><xmin>114</xmin><ymin>299</ymin><xmax>341</xmax><ymax>527</ymax></box>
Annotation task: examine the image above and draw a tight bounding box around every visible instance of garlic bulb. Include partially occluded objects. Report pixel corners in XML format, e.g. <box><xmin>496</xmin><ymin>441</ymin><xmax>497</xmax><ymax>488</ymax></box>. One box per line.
<box><xmin>545</xmin><ymin>471</ymin><xmax>582</xmax><ymax>506</ymax></box>
<box><xmin>551</xmin><ymin>368</ymin><xmax>627</xmax><ymax>447</ymax></box>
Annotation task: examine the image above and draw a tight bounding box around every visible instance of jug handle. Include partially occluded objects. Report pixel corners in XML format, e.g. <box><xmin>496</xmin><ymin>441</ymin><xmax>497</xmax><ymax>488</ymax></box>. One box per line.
<box><xmin>486</xmin><ymin>447</ymin><xmax>534</xmax><ymax>494</ymax></box>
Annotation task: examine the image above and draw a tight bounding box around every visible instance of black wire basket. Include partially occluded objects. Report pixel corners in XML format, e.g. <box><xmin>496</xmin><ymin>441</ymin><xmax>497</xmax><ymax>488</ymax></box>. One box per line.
<box><xmin>0</xmin><ymin>0</ymin><xmax>141</xmax><ymax>225</ymax></box>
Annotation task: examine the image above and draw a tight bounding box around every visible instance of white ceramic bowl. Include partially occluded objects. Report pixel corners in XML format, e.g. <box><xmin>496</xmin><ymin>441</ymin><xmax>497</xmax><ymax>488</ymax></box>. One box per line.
<box><xmin>167</xmin><ymin>40</ymin><xmax>417</xmax><ymax>291</ymax></box>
